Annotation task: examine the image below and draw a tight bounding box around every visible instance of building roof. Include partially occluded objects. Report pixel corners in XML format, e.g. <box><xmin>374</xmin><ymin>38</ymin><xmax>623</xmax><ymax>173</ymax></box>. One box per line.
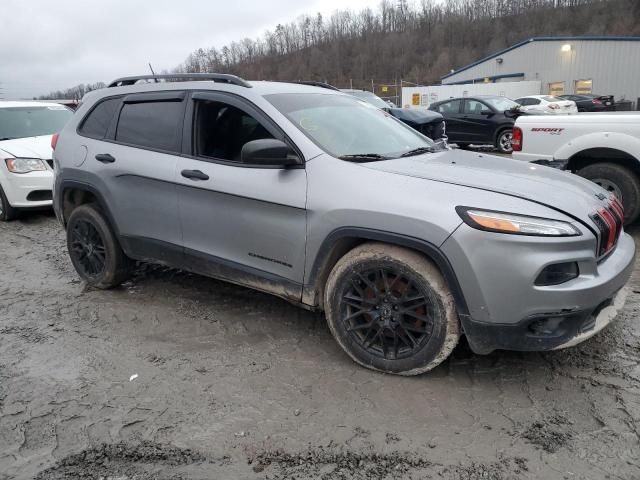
<box><xmin>441</xmin><ymin>36</ymin><xmax>640</xmax><ymax>80</ymax></box>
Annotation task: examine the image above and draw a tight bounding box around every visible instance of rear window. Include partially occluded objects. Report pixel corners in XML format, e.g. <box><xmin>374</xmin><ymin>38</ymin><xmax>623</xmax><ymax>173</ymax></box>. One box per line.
<box><xmin>115</xmin><ymin>100</ymin><xmax>184</xmax><ymax>152</ymax></box>
<box><xmin>79</xmin><ymin>98</ymin><xmax>120</xmax><ymax>139</ymax></box>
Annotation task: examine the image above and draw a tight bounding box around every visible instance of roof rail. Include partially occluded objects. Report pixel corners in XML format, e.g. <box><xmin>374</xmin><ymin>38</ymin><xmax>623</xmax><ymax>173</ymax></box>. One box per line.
<box><xmin>292</xmin><ymin>81</ymin><xmax>340</xmax><ymax>91</ymax></box>
<box><xmin>108</xmin><ymin>73</ymin><xmax>252</xmax><ymax>88</ymax></box>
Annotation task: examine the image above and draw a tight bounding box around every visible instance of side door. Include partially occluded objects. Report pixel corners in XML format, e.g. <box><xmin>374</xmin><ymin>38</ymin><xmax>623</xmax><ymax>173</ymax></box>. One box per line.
<box><xmin>84</xmin><ymin>91</ymin><xmax>185</xmax><ymax>263</ymax></box>
<box><xmin>460</xmin><ymin>99</ymin><xmax>495</xmax><ymax>142</ymax></box>
<box><xmin>434</xmin><ymin>99</ymin><xmax>463</xmax><ymax>141</ymax></box>
<box><xmin>176</xmin><ymin>92</ymin><xmax>307</xmax><ymax>301</ymax></box>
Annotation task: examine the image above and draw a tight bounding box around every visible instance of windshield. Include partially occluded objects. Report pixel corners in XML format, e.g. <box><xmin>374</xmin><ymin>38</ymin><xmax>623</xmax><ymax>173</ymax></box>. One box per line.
<box><xmin>544</xmin><ymin>96</ymin><xmax>563</xmax><ymax>102</ymax></box>
<box><xmin>482</xmin><ymin>97</ymin><xmax>520</xmax><ymax>111</ymax></box>
<box><xmin>0</xmin><ymin>105</ymin><xmax>73</xmax><ymax>140</ymax></box>
<box><xmin>345</xmin><ymin>91</ymin><xmax>390</xmax><ymax>110</ymax></box>
<box><xmin>266</xmin><ymin>93</ymin><xmax>434</xmax><ymax>159</ymax></box>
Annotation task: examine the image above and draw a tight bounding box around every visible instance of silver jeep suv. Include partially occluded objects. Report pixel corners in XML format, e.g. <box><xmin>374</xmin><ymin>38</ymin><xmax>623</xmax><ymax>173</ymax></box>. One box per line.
<box><xmin>52</xmin><ymin>74</ymin><xmax>635</xmax><ymax>375</ymax></box>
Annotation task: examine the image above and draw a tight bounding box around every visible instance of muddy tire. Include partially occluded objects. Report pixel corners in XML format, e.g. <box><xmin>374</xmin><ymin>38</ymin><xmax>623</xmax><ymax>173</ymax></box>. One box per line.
<box><xmin>324</xmin><ymin>242</ymin><xmax>460</xmax><ymax>376</ymax></box>
<box><xmin>495</xmin><ymin>128</ymin><xmax>513</xmax><ymax>154</ymax></box>
<box><xmin>577</xmin><ymin>162</ymin><xmax>640</xmax><ymax>225</ymax></box>
<box><xmin>0</xmin><ymin>184</ymin><xmax>19</xmax><ymax>221</ymax></box>
<box><xmin>66</xmin><ymin>204</ymin><xmax>133</xmax><ymax>288</ymax></box>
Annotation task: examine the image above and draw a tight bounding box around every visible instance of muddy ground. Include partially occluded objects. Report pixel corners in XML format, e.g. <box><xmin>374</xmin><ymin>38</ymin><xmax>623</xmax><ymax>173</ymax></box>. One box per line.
<box><xmin>1</xmin><ymin>212</ymin><xmax>639</xmax><ymax>480</ymax></box>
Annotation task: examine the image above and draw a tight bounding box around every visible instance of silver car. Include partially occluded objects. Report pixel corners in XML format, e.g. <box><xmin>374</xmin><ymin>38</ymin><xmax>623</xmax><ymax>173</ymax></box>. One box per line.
<box><xmin>52</xmin><ymin>74</ymin><xmax>635</xmax><ymax>375</ymax></box>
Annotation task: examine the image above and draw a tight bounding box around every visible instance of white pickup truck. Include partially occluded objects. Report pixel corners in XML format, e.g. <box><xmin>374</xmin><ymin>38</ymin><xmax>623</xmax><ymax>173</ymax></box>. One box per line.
<box><xmin>512</xmin><ymin>113</ymin><xmax>640</xmax><ymax>224</ymax></box>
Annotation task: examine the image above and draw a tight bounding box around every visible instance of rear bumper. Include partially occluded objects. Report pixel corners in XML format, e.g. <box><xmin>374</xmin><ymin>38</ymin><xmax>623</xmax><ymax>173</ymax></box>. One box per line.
<box><xmin>0</xmin><ymin>170</ymin><xmax>53</xmax><ymax>208</ymax></box>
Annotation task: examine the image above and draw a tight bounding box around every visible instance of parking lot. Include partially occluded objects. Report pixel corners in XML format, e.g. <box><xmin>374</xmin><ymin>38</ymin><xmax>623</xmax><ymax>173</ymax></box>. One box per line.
<box><xmin>0</xmin><ymin>211</ymin><xmax>638</xmax><ymax>479</ymax></box>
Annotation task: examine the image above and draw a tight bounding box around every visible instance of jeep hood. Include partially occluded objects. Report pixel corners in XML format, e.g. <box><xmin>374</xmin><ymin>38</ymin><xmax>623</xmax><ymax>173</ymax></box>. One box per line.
<box><xmin>0</xmin><ymin>135</ymin><xmax>53</xmax><ymax>160</ymax></box>
<box><xmin>362</xmin><ymin>149</ymin><xmax>606</xmax><ymax>223</ymax></box>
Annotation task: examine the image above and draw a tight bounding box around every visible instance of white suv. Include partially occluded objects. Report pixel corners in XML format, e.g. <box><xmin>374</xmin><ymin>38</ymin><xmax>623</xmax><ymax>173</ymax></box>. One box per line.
<box><xmin>0</xmin><ymin>101</ymin><xmax>73</xmax><ymax>220</ymax></box>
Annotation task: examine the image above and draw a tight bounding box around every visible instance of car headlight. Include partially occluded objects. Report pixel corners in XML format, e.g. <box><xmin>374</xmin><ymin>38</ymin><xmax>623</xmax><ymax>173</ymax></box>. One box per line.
<box><xmin>5</xmin><ymin>158</ymin><xmax>47</xmax><ymax>174</ymax></box>
<box><xmin>456</xmin><ymin>207</ymin><xmax>581</xmax><ymax>236</ymax></box>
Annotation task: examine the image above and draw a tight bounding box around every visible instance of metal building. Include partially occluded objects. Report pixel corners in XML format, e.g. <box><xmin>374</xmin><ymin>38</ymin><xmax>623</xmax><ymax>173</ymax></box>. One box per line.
<box><xmin>441</xmin><ymin>36</ymin><xmax>640</xmax><ymax>108</ymax></box>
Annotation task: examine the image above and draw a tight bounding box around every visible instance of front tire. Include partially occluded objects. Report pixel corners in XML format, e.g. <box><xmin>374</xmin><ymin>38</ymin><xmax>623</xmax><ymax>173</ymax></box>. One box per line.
<box><xmin>0</xmin><ymin>184</ymin><xmax>19</xmax><ymax>221</ymax></box>
<box><xmin>66</xmin><ymin>204</ymin><xmax>133</xmax><ymax>288</ymax></box>
<box><xmin>324</xmin><ymin>243</ymin><xmax>460</xmax><ymax>375</ymax></box>
<box><xmin>577</xmin><ymin>163</ymin><xmax>640</xmax><ymax>225</ymax></box>
<box><xmin>495</xmin><ymin>129</ymin><xmax>513</xmax><ymax>153</ymax></box>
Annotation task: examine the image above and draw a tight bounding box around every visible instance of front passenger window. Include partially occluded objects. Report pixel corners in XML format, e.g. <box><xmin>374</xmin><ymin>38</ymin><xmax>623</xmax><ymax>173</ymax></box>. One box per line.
<box><xmin>194</xmin><ymin>100</ymin><xmax>274</xmax><ymax>162</ymax></box>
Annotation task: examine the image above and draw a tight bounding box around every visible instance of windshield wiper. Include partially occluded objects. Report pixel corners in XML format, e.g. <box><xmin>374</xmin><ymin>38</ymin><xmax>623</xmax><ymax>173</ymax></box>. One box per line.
<box><xmin>0</xmin><ymin>137</ymin><xmax>13</xmax><ymax>141</ymax></box>
<box><xmin>399</xmin><ymin>146</ymin><xmax>435</xmax><ymax>157</ymax></box>
<box><xmin>338</xmin><ymin>153</ymin><xmax>390</xmax><ymax>162</ymax></box>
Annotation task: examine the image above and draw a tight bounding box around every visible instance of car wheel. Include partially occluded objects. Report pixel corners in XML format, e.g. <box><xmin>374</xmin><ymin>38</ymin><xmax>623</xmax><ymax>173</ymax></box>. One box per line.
<box><xmin>66</xmin><ymin>204</ymin><xmax>133</xmax><ymax>288</ymax></box>
<box><xmin>324</xmin><ymin>242</ymin><xmax>460</xmax><ymax>376</ymax></box>
<box><xmin>577</xmin><ymin>163</ymin><xmax>640</xmax><ymax>225</ymax></box>
<box><xmin>0</xmin><ymin>184</ymin><xmax>18</xmax><ymax>221</ymax></box>
<box><xmin>495</xmin><ymin>129</ymin><xmax>513</xmax><ymax>153</ymax></box>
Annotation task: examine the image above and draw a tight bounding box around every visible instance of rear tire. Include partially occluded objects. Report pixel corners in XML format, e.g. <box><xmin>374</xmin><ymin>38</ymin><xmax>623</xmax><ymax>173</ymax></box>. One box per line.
<box><xmin>495</xmin><ymin>129</ymin><xmax>513</xmax><ymax>154</ymax></box>
<box><xmin>0</xmin><ymin>184</ymin><xmax>19</xmax><ymax>221</ymax></box>
<box><xmin>66</xmin><ymin>204</ymin><xmax>133</xmax><ymax>288</ymax></box>
<box><xmin>324</xmin><ymin>243</ymin><xmax>460</xmax><ymax>376</ymax></box>
<box><xmin>577</xmin><ymin>162</ymin><xmax>640</xmax><ymax>225</ymax></box>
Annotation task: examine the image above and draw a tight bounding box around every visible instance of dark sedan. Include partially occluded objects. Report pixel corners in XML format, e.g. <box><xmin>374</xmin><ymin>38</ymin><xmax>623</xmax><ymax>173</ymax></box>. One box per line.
<box><xmin>559</xmin><ymin>94</ymin><xmax>614</xmax><ymax>112</ymax></box>
<box><xmin>342</xmin><ymin>89</ymin><xmax>446</xmax><ymax>142</ymax></box>
<box><xmin>428</xmin><ymin>95</ymin><xmax>523</xmax><ymax>153</ymax></box>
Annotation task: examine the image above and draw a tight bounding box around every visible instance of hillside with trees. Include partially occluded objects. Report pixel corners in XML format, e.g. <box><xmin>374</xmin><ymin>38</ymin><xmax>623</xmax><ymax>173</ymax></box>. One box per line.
<box><xmin>177</xmin><ymin>0</ymin><xmax>639</xmax><ymax>90</ymax></box>
<box><xmin>38</xmin><ymin>0</ymin><xmax>639</xmax><ymax>100</ymax></box>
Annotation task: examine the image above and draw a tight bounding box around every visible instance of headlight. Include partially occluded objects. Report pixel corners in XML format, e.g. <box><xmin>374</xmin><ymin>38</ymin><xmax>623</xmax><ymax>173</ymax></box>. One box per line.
<box><xmin>5</xmin><ymin>158</ymin><xmax>47</xmax><ymax>174</ymax></box>
<box><xmin>456</xmin><ymin>207</ymin><xmax>581</xmax><ymax>236</ymax></box>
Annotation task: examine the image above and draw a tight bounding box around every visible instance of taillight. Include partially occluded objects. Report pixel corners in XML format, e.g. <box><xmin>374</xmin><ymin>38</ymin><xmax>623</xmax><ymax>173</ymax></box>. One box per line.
<box><xmin>51</xmin><ymin>133</ymin><xmax>59</xmax><ymax>150</ymax></box>
<box><xmin>511</xmin><ymin>127</ymin><xmax>522</xmax><ymax>151</ymax></box>
<box><xmin>592</xmin><ymin>99</ymin><xmax>602</xmax><ymax>104</ymax></box>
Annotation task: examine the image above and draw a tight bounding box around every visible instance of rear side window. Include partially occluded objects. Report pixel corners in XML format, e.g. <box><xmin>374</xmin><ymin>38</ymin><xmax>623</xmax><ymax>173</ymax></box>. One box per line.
<box><xmin>79</xmin><ymin>98</ymin><xmax>120</xmax><ymax>139</ymax></box>
<box><xmin>436</xmin><ymin>100</ymin><xmax>461</xmax><ymax>114</ymax></box>
<box><xmin>115</xmin><ymin>100</ymin><xmax>184</xmax><ymax>152</ymax></box>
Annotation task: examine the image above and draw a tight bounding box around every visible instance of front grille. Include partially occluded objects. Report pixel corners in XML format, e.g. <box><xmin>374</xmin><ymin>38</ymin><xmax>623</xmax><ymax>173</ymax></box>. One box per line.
<box><xmin>46</xmin><ymin>159</ymin><xmax>54</xmax><ymax>169</ymax></box>
<box><xmin>591</xmin><ymin>197</ymin><xmax>624</xmax><ymax>258</ymax></box>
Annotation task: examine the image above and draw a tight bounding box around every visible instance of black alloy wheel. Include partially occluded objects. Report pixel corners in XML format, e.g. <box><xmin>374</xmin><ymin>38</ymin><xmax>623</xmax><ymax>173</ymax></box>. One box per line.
<box><xmin>340</xmin><ymin>267</ymin><xmax>437</xmax><ymax>360</ymax></box>
<box><xmin>69</xmin><ymin>220</ymin><xmax>107</xmax><ymax>276</ymax></box>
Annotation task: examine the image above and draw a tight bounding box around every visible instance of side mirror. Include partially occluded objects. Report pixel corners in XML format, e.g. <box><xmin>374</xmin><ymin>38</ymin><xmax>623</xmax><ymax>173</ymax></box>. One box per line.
<box><xmin>481</xmin><ymin>109</ymin><xmax>493</xmax><ymax>115</ymax></box>
<box><xmin>241</xmin><ymin>139</ymin><xmax>300</xmax><ymax>167</ymax></box>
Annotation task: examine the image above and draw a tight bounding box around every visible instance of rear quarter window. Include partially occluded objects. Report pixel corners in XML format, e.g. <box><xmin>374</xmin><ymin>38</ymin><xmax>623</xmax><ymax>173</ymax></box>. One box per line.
<box><xmin>79</xmin><ymin>98</ymin><xmax>121</xmax><ymax>139</ymax></box>
<box><xmin>115</xmin><ymin>100</ymin><xmax>184</xmax><ymax>152</ymax></box>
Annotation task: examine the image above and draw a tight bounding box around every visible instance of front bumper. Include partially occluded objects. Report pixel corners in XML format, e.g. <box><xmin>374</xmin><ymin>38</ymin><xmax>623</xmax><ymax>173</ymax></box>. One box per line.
<box><xmin>442</xmin><ymin>224</ymin><xmax>635</xmax><ymax>354</ymax></box>
<box><xmin>0</xmin><ymin>169</ymin><xmax>53</xmax><ymax>208</ymax></box>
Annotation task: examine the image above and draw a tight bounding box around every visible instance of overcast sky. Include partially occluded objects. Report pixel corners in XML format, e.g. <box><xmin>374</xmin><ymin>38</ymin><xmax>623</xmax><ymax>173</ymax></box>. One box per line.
<box><xmin>0</xmin><ymin>0</ymin><xmax>379</xmax><ymax>100</ymax></box>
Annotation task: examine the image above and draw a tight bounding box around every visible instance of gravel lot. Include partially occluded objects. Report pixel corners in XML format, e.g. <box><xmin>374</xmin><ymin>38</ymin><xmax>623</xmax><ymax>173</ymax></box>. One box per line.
<box><xmin>1</xmin><ymin>212</ymin><xmax>639</xmax><ymax>479</ymax></box>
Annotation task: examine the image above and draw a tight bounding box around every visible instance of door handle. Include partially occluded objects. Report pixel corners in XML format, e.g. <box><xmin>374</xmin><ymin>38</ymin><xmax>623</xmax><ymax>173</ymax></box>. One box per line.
<box><xmin>95</xmin><ymin>153</ymin><xmax>116</xmax><ymax>163</ymax></box>
<box><xmin>181</xmin><ymin>169</ymin><xmax>209</xmax><ymax>181</ymax></box>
